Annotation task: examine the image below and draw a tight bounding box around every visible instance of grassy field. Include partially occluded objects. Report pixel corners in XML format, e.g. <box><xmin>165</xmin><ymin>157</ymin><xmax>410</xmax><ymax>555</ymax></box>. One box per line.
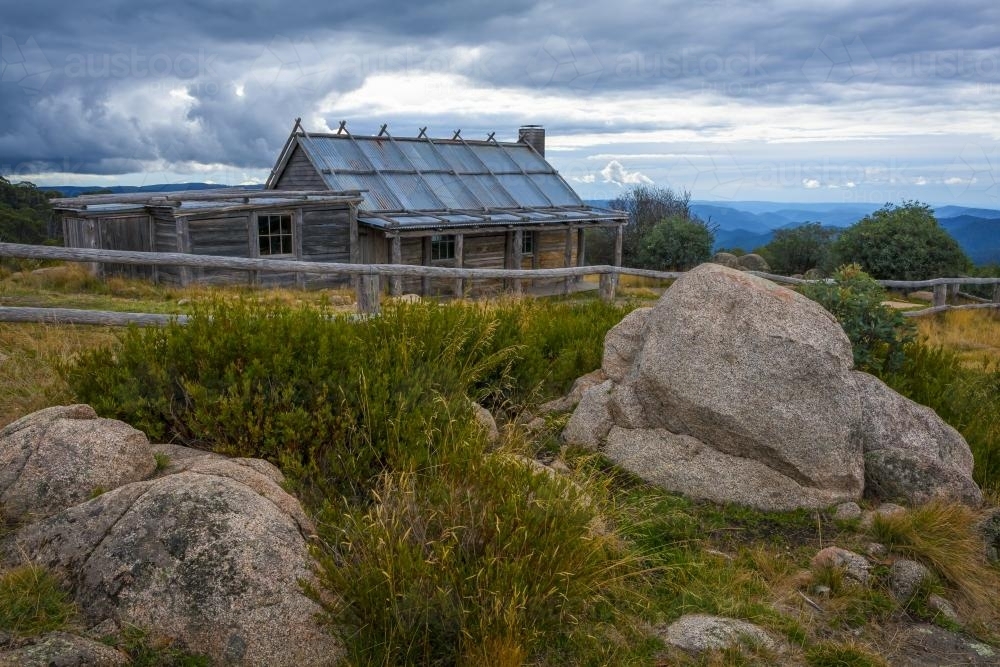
<box><xmin>917</xmin><ymin>309</ymin><xmax>1000</xmax><ymax>367</ymax></box>
<box><xmin>1</xmin><ymin>264</ymin><xmax>999</xmax><ymax>665</ymax></box>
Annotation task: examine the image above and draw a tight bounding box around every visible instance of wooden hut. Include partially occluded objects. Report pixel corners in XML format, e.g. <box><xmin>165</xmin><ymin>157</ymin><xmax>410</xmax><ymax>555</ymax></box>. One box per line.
<box><xmin>53</xmin><ymin>121</ymin><xmax>627</xmax><ymax>295</ymax></box>
<box><xmin>54</xmin><ymin>190</ymin><xmax>362</xmax><ymax>287</ymax></box>
<box><xmin>266</xmin><ymin>121</ymin><xmax>627</xmax><ymax>296</ymax></box>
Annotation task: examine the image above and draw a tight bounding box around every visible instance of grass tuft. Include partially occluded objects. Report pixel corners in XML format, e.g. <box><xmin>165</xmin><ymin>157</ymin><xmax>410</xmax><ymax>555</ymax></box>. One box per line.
<box><xmin>869</xmin><ymin>499</ymin><xmax>999</xmax><ymax>616</ymax></box>
<box><xmin>0</xmin><ymin>564</ymin><xmax>78</xmax><ymax>637</ymax></box>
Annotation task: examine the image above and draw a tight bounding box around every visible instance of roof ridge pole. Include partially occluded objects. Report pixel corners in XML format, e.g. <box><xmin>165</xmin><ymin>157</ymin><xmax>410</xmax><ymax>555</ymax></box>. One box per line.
<box><xmin>421</xmin><ymin>132</ymin><xmax>487</xmax><ymax>211</ymax></box>
<box><xmin>382</xmin><ymin>127</ymin><xmax>448</xmax><ymax>210</ymax></box>
<box><xmin>491</xmin><ymin>137</ymin><xmax>556</xmax><ymax>207</ymax></box>
<box><xmin>454</xmin><ymin>133</ymin><xmax>521</xmax><ymax>210</ymax></box>
<box><xmin>265</xmin><ymin>117</ymin><xmax>305</xmax><ymax>189</ymax></box>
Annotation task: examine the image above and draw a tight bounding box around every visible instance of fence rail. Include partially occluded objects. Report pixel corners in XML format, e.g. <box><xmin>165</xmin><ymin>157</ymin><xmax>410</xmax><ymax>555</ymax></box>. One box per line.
<box><xmin>1</xmin><ymin>242</ymin><xmax>999</xmax><ymax>322</ymax></box>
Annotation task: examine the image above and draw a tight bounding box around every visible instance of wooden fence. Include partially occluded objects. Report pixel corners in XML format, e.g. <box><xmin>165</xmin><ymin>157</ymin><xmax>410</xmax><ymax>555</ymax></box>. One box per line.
<box><xmin>1</xmin><ymin>242</ymin><xmax>999</xmax><ymax>324</ymax></box>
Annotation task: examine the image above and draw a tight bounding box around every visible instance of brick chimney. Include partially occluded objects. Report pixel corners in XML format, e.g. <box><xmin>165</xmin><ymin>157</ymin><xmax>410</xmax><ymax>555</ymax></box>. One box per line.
<box><xmin>518</xmin><ymin>125</ymin><xmax>545</xmax><ymax>157</ymax></box>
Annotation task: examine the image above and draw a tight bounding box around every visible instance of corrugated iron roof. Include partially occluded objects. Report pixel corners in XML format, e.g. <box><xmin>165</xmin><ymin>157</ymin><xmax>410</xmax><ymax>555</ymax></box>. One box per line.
<box><xmin>288</xmin><ymin>131</ymin><xmax>625</xmax><ymax>228</ymax></box>
<box><xmin>359</xmin><ymin>206</ymin><xmax>625</xmax><ymax>231</ymax></box>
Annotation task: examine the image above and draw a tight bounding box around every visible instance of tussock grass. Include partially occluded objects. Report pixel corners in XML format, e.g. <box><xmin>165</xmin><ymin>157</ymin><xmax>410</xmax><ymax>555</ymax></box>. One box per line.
<box><xmin>0</xmin><ymin>564</ymin><xmax>77</xmax><ymax>637</ymax></box>
<box><xmin>869</xmin><ymin>500</ymin><xmax>1000</xmax><ymax>619</ymax></box>
<box><xmin>804</xmin><ymin>640</ymin><xmax>887</xmax><ymax>667</ymax></box>
<box><xmin>315</xmin><ymin>452</ymin><xmax>642</xmax><ymax>666</ymax></box>
<box><xmin>0</xmin><ymin>323</ymin><xmax>115</xmax><ymax>427</ymax></box>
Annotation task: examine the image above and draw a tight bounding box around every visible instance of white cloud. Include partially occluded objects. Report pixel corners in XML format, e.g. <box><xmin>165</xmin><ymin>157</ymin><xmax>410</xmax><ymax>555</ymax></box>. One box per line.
<box><xmin>914</xmin><ymin>176</ymin><xmax>927</xmax><ymax>185</ymax></box>
<box><xmin>803</xmin><ymin>178</ymin><xmax>821</xmax><ymax>189</ymax></box>
<box><xmin>599</xmin><ymin>160</ymin><xmax>654</xmax><ymax>187</ymax></box>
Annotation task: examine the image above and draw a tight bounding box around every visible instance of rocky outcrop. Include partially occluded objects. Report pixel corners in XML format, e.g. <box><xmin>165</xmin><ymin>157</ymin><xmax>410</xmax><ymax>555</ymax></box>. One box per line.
<box><xmin>0</xmin><ymin>408</ymin><xmax>341</xmax><ymax>667</ymax></box>
<box><xmin>658</xmin><ymin>614</ymin><xmax>776</xmax><ymax>653</ymax></box>
<box><xmin>0</xmin><ymin>632</ymin><xmax>130</xmax><ymax>667</ymax></box>
<box><xmin>562</xmin><ymin>263</ymin><xmax>982</xmax><ymax>510</ymax></box>
<box><xmin>0</xmin><ymin>405</ymin><xmax>155</xmax><ymax>522</ymax></box>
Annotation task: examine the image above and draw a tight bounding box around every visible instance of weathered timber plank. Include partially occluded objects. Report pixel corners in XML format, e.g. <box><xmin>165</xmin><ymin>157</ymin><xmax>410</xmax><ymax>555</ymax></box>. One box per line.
<box><xmin>0</xmin><ymin>307</ymin><xmax>187</xmax><ymax>327</ymax></box>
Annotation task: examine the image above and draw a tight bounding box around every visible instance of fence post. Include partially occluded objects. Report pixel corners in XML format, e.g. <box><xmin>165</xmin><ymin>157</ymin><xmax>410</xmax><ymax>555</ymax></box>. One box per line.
<box><xmin>948</xmin><ymin>282</ymin><xmax>960</xmax><ymax>301</ymax></box>
<box><xmin>356</xmin><ymin>272</ymin><xmax>380</xmax><ymax>315</ymax></box>
<box><xmin>933</xmin><ymin>283</ymin><xmax>948</xmax><ymax>308</ymax></box>
<box><xmin>599</xmin><ymin>272</ymin><xmax>617</xmax><ymax>303</ymax></box>
<box><xmin>993</xmin><ymin>284</ymin><xmax>1000</xmax><ymax>304</ymax></box>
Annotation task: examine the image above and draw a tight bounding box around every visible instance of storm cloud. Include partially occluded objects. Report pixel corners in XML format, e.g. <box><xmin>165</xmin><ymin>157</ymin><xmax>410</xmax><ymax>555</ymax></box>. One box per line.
<box><xmin>1</xmin><ymin>0</ymin><xmax>998</xmax><ymax>204</ymax></box>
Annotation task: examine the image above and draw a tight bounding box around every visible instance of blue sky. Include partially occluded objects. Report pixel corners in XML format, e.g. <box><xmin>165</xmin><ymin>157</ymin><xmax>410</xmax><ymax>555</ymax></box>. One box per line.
<box><xmin>1</xmin><ymin>0</ymin><xmax>998</xmax><ymax>206</ymax></box>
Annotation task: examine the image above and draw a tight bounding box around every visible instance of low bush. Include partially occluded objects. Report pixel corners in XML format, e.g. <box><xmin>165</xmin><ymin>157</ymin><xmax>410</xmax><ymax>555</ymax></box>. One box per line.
<box><xmin>65</xmin><ymin>299</ymin><xmax>627</xmax><ymax>501</ymax></box>
<box><xmin>800</xmin><ymin>264</ymin><xmax>915</xmax><ymax>374</ymax></box>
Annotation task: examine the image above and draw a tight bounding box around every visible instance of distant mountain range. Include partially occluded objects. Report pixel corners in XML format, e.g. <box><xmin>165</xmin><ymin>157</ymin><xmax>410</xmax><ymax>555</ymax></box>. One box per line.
<box><xmin>41</xmin><ymin>185</ymin><xmax>1000</xmax><ymax>265</ymax></box>
<box><xmin>588</xmin><ymin>198</ymin><xmax>1000</xmax><ymax>265</ymax></box>
<box><xmin>42</xmin><ymin>183</ymin><xmax>262</xmax><ymax>197</ymax></box>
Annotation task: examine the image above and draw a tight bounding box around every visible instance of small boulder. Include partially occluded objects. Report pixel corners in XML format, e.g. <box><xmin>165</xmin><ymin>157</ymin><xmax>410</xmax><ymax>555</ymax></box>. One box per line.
<box><xmin>811</xmin><ymin>546</ymin><xmax>871</xmax><ymax>584</ymax></box>
<box><xmin>833</xmin><ymin>502</ymin><xmax>863</xmax><ymax>521</ymax></box>
<box><xmin>927</xmin><ymin>594</ymin><xmax>961</xmax><ymax>625</ymax></box>
<box><xmin>471</xmin><ymin>402</ymin><xmax>500</xmax><ymax>444</ymax></box>
<box><xmin>0</xmin><ymin>405</ymin><xmax>156</xmax><ymax>523</ymax></box>
<box><xmin>856</xmin><ymin>373</ymin><xmax>982</xmax><ymax>506</ymax></box>
<box><xmin>562</xmin><ymin>380</ymin><xmax>613</xmax><ymax>448</ymax></box>
<box><xmin>536</xmin><ymin>369</ymin><xmax>607</xmax><ymax>415</ymax></box>
<box><xmin>978</xmin><ymin>507</ymin><xmax>1000</xmax><ymax>563</ymax></box>
<box><xmin>659</xmin><ymin>614</ymin><xmax>775</xmax><ymax>653</ymax></box>
<box><xmin>890</xmin><ymin>559</ymin><xmax>931</xmax><ymax>603</ymax></box>
<box><xmin>887</xmin><ymin>623</ymin><xmax>996</xmax><ymax>666</ymax></box>
<box><xmin>736</xmin><ymin>253</ymin><xmax>770</xmax><ymax>272</ymax></box>
<box><xmin>803</xmin><ymin>268</ymin><xmax>825</xmax><ymax>280</ymax></box>
<box><xmin>0</xmin><ymin>632</ymin><xmax>130</xmax><ymax>667</ymax></box>
<box><xmin>710</xmin><ymin>252</ymin><xmax>740</xmax><ymax>269</ymax></box>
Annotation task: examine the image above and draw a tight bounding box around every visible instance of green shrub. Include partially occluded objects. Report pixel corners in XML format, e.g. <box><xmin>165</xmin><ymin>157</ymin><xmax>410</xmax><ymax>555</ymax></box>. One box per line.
<box><xmin>801</xmin><ymin>264</ymin><xmax>915</xmax><ymax>374</ymax></box>
<box><xmin>314</xmin><ymin>452</ymin><xmax>636</xmax><ymax>665</ymax></box>
<box><xmin>831</xmin><ymin>201</ymin><xmax>969</xmax><ymax>280</ymax></box>
<box><xmin>0</xmin><ymin>564</ymin><xmax>77</xmax><ymax>637</ymax></box>
<box><xmin>65</xmin><ymin>298</ymin><xmax>629</xmax><ymax>502</ymax></box>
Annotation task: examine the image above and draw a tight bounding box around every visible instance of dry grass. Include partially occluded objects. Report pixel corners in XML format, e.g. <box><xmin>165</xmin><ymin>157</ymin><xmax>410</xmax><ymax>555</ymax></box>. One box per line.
<box><xmin>0</xmin><ymin>323</ymin><xmax>116</xmax><ymax>427</ymax></box>
<box><xmin>869</xmin><ymin>499</ymin><xmax>1000</xmax><ymax>623</ymax></box>
<box><xmin>916</xmin><ymin>309</ymin><xmax>1000</xmax><ymax>367</ymax></box>
<box><xmin>0</xmin><ymin>262</ymin><xmax>356</xmax><ymax>314</ymax></box>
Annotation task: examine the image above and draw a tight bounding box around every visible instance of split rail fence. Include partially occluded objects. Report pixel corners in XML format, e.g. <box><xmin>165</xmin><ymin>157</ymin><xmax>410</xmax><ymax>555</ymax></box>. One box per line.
<box><xmin>1</xmin><ymin>242</ymin><xmax>999</xmax><ymax>326</ymax></box>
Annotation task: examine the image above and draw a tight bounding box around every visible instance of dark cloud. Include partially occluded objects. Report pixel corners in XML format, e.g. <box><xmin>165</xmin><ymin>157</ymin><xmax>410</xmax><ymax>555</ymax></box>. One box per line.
<box><xmin>1</xmin><ymin>0</ymin><xmax>999</xmax><ymax>195</ymax></box>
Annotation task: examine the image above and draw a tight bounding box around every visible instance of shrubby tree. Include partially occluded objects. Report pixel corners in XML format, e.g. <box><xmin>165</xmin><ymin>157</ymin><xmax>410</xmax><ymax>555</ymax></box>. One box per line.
<box><xmin>611</xmin><ymin>184</ymin><xmax>692</xmax><ymax>263</ymax></box>
<box><xmin>637</xmin><ymin>215</ymin><xmax>715</xmax><ymax>271</ymax></box>
<box><xmin>801</xmin><ymin>264</ymin><xmax>915</xmax><ymax>374</ymax></box>
<box><xmin>832</xmin><ymin>201</ymin><xmax>969</xmax><ymax>280</ymax></box>
<box><xmin>759</xmin><ymin>222</ymin><xmax>836</xmax><ymax>276</ymax></box>
<box><xmin>587</xmin><ymin>184</ymin><xmax>709</xmax><ymax>269</ymax></box>
<box><xmin>0</xmin><ymin>176</ymin><xmax>56</xmax><ymax>244</ymax></box>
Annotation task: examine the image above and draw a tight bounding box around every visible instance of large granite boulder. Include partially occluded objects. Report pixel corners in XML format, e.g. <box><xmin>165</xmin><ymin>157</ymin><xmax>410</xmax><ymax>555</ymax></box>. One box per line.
<box><xmin>0</xmin><ymin>405</ymin><xmax>155</xmax><ymax>523</ymax></box>
<box><xmin>563</xmin><ymin>263</ymin><xmax>982</xmax><ymax>510</ymax></box>
<box><xmin>0</xmin><ymin>408</ymin><xmax>341</xmax><ymax>667</ymax></box>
